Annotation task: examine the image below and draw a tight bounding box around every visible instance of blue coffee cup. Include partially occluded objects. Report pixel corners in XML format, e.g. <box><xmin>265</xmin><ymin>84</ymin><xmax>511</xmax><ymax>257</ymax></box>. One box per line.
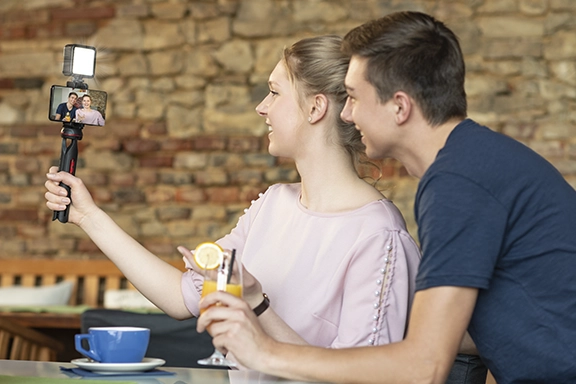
<box><xmin>75</xmin><ymin>326</ymin><xmax>150</xmax><ymax>363</ymax></box>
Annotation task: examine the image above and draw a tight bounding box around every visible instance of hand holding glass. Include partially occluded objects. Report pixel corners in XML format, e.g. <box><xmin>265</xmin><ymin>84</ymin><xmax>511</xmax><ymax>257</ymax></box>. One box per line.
<box><xmin>197</xmin><ymin>249</ymin><xmax>242</xmax><ymax>367</ymax></box>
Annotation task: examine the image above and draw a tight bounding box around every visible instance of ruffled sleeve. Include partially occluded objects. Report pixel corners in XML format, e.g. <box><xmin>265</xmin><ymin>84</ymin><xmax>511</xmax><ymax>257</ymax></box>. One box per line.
<box><xmin>329</xmin><ymin>229</ymin><xmax>421</xmax><ymax>348</ymax></box>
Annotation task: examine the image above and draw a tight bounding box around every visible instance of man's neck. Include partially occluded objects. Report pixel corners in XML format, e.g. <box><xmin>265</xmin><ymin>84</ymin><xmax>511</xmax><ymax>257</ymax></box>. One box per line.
<box><xmin>399</xmin><ymin>118</ymin><xmax>464</xmax><ymax>179</ymax></box>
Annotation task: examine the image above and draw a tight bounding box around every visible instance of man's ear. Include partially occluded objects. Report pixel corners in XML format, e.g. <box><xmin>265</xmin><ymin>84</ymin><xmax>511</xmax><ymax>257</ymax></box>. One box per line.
<box><xmin>392</xmin><ymin>91</ymin><xmax>412</xmax><ymax>125</ymax></box>
<box><xmin>308</xmin><ymin>94</ymin><xmax>328</xmax><ymax>124</ymax></box>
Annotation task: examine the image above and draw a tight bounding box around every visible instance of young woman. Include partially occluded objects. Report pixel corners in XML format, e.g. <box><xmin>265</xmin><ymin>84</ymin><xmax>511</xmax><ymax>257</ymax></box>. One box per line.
<box><xmin>45</xmin><ymin>35</ymin><xmax>420</xmax><ymax>350</ymax></box>
<box><xmin>75</xmin><ymin>94</ymin><xmax>105</xmax><ymax>126</ymax></box>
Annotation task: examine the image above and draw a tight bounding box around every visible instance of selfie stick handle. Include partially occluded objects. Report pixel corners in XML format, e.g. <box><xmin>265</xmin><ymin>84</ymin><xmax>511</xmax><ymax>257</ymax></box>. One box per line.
<box><xmin>52</xmin><ymin>123</ymin><xmax>84</xmax><ymax>223</ymax></box>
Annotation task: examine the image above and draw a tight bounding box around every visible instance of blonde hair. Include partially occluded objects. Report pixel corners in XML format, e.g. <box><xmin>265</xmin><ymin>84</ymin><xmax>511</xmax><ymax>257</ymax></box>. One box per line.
<box><xmin>282</xmin><ymin>35</ymin><xmax>365</xmax><ymax>162</ymax></box>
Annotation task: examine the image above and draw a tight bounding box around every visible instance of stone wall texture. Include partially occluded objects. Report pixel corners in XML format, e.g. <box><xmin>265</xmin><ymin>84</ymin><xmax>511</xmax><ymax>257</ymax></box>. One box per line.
<box><xmin>1</xmin><ymin>0</ymin><xmax>575</xmax><ymax>260</ymax></box>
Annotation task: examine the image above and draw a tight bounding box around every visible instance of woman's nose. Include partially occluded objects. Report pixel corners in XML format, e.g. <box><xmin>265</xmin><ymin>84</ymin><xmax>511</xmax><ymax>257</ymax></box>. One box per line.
<box><xmin>255</xmin><ymin>99</ymin><xmax>267</xmax><ymax>117</ymax></box>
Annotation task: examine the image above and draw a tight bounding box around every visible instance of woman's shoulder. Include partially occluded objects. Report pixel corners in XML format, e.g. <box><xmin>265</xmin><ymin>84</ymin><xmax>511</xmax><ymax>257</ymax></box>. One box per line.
<box><xmin>263</xmin><ymin>183</ymin><xmax>301</xmax><ymax>198</ymax></box>
<box><xmin>244</xmin><ymin>183</ymin><xmax>300</xmax><ymax>210</ymax></box>
<box><xmin>356</xmin><ymin>198</ymin><xmax>409</xmax><ymax>231</ymax></box>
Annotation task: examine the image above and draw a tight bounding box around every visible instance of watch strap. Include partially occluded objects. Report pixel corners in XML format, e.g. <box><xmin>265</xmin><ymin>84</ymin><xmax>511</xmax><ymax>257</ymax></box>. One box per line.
<box><xmin>252</xmin><ymin>293</ymin><xmax>270</xmax><ymax>317</ymax></box>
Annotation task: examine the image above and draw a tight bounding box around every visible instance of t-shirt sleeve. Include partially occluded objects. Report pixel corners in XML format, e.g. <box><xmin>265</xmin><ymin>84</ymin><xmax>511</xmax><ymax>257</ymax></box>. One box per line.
<box><xmin>55</xmin><ymin>103</ymin><xmax>65</xmax><ymax>118</ymax></box>
<box><xmin>330</xmin><ymin>229</ymin><xmax>421</xmax><ymax>348</ymax></box>
<box><xmin>415</xmin><ymin>173</ymin><xmax>507</xmax><ymax>291</ymax></box>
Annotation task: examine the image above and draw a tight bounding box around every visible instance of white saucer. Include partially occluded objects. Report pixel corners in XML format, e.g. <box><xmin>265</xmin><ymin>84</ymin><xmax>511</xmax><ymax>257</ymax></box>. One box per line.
<box><xmin>71</xmin><ymin>357</ymin><xmax>166</xmax><ymax>374</ymax></box>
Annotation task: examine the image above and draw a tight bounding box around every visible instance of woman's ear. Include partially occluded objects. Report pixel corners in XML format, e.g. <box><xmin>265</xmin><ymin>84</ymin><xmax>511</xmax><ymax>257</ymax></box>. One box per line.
<box><xmin>308</xmin><ymin>94</ymin><xmax>328</xmax><ymax>124</ymax></box>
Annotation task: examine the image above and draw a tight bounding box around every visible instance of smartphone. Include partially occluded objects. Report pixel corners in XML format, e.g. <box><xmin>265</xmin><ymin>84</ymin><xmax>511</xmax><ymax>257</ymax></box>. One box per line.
<box><xmin>49</xmin><ymin>85</ymin><xmax>107</xmax><ymax>127</ymax></box>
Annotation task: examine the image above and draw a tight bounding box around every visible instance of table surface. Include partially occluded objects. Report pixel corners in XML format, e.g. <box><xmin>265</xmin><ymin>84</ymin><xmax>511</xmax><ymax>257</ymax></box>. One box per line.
<box><xmin>0</xmin><ymin>359</ymin><xmax>326</xmax><ymax>383</ymax></box>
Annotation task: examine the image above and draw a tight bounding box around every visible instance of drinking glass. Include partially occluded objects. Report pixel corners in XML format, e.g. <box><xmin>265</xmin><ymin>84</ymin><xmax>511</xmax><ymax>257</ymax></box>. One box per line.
<box><xmin>197</xmin><ymin>250</ymin><xmax>242</xmax><ymax>367</ymax></box>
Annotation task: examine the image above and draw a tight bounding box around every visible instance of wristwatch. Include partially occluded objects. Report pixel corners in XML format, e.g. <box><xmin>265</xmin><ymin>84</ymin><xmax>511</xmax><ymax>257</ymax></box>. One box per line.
<box><xmin>252</xmin><ymin>293</ymin><xmax>270</xmax><ymax>317</ymax></box>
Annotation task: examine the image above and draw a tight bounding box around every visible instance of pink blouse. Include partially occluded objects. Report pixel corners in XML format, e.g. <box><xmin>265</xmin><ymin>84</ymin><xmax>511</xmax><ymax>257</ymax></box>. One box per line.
<box><xmin>182</xmin><ymin>183</ymin><xmax>421</xmax><ymax>347</ymax></box>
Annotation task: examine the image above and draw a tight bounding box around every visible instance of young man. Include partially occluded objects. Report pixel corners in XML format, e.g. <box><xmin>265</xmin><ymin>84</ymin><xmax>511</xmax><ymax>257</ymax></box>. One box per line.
<box><xmin>54</xmin><ymin>91</ymin><xmax>78</xmax><ymax>122</ymax></box>
<box><xmin>197</xmin><ymin>11</ymin><xmax>576</xmax><ymax>384</ymax></box>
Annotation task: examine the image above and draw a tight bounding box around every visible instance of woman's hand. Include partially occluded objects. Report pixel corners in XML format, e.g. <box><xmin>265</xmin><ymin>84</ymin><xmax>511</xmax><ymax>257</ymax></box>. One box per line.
<box><xmin>44</xmin><ymin>166</ymin><xmax>99</xmax><ymax>226</ymax></box>
<box><xmin>197</xmin><ymin>291</ymin><xmax>277</xmax><ymax>371</ymax></box>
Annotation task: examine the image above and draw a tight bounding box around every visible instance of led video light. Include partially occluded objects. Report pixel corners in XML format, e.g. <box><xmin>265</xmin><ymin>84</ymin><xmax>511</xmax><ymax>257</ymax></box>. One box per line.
<box><xmin>62</xmin><ymin>44</ymin><xmax>96</xmax><ymax>78</ymax></box>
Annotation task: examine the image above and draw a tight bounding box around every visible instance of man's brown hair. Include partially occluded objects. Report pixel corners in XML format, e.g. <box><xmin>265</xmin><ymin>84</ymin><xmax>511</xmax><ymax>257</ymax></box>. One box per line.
<box><xmin>342</xmin><ymin>11</ymin><xmax>467</xmax><ymax>126</ymax></box>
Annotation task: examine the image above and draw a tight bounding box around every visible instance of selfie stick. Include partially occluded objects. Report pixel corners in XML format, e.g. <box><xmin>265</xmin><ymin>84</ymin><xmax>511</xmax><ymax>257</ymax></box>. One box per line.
<box><xmin>52</xmin><ymin>122</ymin><xmax>84</xmax><ymax>223</ymax></box>
<box><xmin>52</xmin><ymin>76</ymin><xmax>88</xmax><ymax>223</ymax></box>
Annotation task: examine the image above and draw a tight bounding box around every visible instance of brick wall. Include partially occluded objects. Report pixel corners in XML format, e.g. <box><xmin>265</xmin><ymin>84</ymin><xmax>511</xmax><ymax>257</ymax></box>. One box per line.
<box><xmin>0</xmin><ymin>0</ymin><xmax>575</xmax><ymax>259</ymax></box>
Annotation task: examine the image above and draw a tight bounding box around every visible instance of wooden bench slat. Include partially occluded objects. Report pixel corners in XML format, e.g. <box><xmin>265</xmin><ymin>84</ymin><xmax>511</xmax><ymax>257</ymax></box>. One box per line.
<box><xmin>1</xmin><ymin>275</ymin><xmax>16</xmax><ymax>287</ymax></box>
<box><xmin>21</xmin><ymin>275</ymin><xmax>36</xmax><ymax>287</ymax></box>
<box><xmin>42</xmin><ymin>275</ymin><xmax>57</xmax><ymax>285</ymax></box>
<box><xmin>63</xmin><ymin>276</ymin><xmax>80</xmax><ymax>306</ymax></box>
<box><xmin>105</xmin><ymin>276</ymin><xmax>122</xmax><ymax>290</ymax></box>
<box><xmin>0</xmin><ymin>331</ymin><xmax>10</xmax><ymax>357</ymax></box>
<box><xmin>84</xmin><ymin>276</ymin><xmax>100</xmax><ymax>307</ymax></box>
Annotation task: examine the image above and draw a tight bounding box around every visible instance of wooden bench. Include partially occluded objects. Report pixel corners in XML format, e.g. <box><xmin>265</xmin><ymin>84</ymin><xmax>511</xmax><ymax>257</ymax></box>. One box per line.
<box><xmin>0</xmin><ymin>258</ymin><xmax>187</xmax><ymax>362</ymax></box>
<box><xmin>0</xmin><ymin>318</ymin><xmax>64</xmax><ymax>361</ymax></box>
<box><xmin>0</xmin><ymin>258</ymin><xmax>185</xmax><ymax>307</ymax></box>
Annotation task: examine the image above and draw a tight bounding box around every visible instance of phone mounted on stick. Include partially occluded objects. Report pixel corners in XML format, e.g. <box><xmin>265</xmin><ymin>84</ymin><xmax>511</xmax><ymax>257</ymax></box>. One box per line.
<box><xmin>50</xmin><ymin>44</ymin><xmax>107</xmax><ymax>223</ymax></box>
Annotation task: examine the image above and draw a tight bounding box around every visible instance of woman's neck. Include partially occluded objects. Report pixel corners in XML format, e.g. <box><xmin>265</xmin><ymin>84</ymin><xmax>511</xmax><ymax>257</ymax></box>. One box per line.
<box><xmin>296</xmin><ymin>144</ymin><xmax>383</xmax><ymax>213</ymax></box>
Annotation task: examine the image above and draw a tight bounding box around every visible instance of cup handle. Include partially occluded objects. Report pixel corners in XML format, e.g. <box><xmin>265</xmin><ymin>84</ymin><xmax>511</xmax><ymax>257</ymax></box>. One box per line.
<box><xmin>75</xmin><ymin>334</ymin><xmax>100</xmax><ymax>362</ymax></box>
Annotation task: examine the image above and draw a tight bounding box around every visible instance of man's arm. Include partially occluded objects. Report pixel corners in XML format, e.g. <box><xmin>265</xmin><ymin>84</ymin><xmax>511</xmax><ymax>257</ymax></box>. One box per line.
<box><xmin>199</xmin><ymin>286</ymin><xmax>478</xmax><ymax>384</ymax></box>
<box><xmin>54</xmin><ymin>103</ymin><xmax>63</xmax><ymax>120</ymax></box>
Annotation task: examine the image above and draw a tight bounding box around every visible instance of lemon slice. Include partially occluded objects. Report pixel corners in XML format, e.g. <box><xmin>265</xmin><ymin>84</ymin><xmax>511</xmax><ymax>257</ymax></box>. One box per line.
<box><xmin>194</xmin><ymin>242</ymin><xmax>223</xmax><ymax>270</ymax></box>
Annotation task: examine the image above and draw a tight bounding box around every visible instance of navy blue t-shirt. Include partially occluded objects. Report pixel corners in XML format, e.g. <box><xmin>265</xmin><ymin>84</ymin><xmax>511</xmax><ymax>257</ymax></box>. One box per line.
<box><xmin>55</xmin><ymin>102</ymin><xmax>76</xmax><ymax>121</ymax></box>
<box><xmin>415</xmin><ymin>119</ymin><xmax>576</xmax><ymax>383</ymax></box>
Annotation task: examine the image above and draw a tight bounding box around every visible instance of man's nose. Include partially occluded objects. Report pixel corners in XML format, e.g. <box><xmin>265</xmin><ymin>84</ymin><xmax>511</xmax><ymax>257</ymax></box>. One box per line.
<box><xmin>340</xmin><ymin>97</ymin><xmax>353</xmax><ymax>123</ymax></box>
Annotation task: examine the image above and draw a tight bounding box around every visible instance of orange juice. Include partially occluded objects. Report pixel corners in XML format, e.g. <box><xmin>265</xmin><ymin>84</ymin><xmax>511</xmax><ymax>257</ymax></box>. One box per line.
<box><xmin>200</xmin><ymin>280</ymin><xmax>243</xmax><ymax>314</ymax></box>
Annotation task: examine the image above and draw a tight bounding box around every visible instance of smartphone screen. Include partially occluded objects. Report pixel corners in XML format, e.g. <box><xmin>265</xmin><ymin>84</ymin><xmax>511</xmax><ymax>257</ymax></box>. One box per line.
<box><xmin>49</xmin><ymin>85</ymin><xmax>107</xmax><ymax>126</ymax></box>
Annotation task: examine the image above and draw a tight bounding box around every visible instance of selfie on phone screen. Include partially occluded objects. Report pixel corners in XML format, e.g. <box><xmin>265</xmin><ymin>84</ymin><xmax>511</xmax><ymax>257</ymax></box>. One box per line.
<box><xmin>49</xmin><ymin>85</ymin><xmax>107</xmax><ymax>127</ymax></box>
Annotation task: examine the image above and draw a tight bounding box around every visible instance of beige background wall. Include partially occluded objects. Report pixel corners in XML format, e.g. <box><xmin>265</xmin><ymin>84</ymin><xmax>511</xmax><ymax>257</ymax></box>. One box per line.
<box><xmin>0</xmin><ymin>0</ymin><xmax>575</xmax><ymax>260</ymax></box>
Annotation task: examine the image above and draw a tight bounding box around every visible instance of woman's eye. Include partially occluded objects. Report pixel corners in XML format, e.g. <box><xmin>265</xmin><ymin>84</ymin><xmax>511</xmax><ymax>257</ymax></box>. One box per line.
<box><xmin>269</xmin><ymin>90</ymin><xmax>279</xmax><ymax>96</ymax></box>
